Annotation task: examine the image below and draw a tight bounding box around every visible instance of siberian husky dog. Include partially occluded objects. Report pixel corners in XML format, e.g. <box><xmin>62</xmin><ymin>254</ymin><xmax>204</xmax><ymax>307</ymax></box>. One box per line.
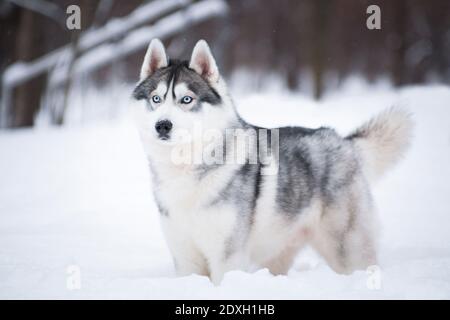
<box><xmin>132</xmin><ymin>39</ymin><xmax>413</xmax><ymax>284</ymax></box>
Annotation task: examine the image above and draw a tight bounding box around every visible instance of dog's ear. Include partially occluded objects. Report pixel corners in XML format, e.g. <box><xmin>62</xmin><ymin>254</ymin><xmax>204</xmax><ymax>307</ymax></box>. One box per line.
<box><xmin>189</xmin><ymin>40</ymin><xmax>219</xmax><ymax>83</ymax></box>
<box><xmin>140</xmin><ymin>39</ymin><xmax>168</xmax><ymax>80</ymax></box>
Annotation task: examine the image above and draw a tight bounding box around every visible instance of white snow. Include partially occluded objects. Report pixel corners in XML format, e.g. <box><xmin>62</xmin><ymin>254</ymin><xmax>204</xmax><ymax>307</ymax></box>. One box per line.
<box><xmin>1</xmin><ymin>82</ymin><xmax>450</xmax><ymax>299</ymax></box>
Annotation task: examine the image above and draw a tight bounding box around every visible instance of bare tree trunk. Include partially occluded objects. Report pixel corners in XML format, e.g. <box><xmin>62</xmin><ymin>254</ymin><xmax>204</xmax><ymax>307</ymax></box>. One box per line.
<box><xmin>311</xmin><ymin>0</ymin><xmax>331</xmax><ymax>100</ymax></box>
<box><xmin>391</xmin><ymin>0</ymin><xmax>408</xmax><ymax>86</ymax></box>
<box><xmin>53</xmin><ymin>0</ymin><xmax>102</xmax><ymax>125</ymax></box>
<box><xmin>53</xmin><ymin>31</ymin><xmax>81</xmax><ymax>125</ymax></box>
<box><xmin>12</xmin><ymin>8</ymin><xmax>45</xmax><ymax>127</ymax></box>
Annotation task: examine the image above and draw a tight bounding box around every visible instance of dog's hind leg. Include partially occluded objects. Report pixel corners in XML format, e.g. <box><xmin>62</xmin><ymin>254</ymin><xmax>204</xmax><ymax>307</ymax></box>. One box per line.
<box><xmin>264</xmin><ymin>244</ymin><xmax>302</xmax><ymax>275</ymax></box>
<box><xmin>263</xmin><ymin>228</ymin><xmax>309</xmax><ymax>275</ymax></box>
<box><xmin>311</xmin><ymin>190</ymin><xmax>378</xmax><ymax>274</ymax></box>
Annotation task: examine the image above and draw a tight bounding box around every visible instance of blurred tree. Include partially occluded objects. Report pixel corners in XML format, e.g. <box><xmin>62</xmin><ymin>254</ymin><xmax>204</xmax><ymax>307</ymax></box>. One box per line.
<box><xmin>311</xmin><ymin>0</ymin><xmax>331</xmax><ymax>99</ymax></box>
<box><xmin>1</xmin><ymin>0</ymin><xmax>449</xmax><ymax>128</ymax></box>
<box><xmin>13</xmin><ymin>7</ymin><xmax>47</xmax><ymax>127</ymax></box>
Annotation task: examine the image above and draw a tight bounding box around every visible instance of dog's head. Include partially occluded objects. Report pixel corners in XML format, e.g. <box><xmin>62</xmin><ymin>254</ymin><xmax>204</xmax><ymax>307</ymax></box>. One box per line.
<box><xmin>133</xmin><ymin>39</ymin><xmax>236</xmax><ymax>151</ymax></box>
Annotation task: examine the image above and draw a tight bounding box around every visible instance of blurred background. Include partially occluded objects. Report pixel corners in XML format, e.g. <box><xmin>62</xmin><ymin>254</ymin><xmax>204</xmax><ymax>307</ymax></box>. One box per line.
<box><xmin>0</xmin><ymin>0</ymin><xmax>449</xmax><ymax>128</ymax></box>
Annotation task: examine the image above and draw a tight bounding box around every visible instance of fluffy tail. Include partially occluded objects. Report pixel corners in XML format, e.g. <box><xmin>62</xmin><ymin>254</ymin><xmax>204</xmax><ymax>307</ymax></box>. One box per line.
<box><xmin>347</xmin><ymin>107</ymin><xmax>414</xmax><ymax>183</ymax></box>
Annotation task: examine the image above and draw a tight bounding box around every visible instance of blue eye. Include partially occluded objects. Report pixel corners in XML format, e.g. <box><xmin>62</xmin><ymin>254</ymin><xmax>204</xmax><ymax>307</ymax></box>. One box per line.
<box><xmin>152</xmin><ymin>95</ymin><xmax>161</xmax><ymax>103</ymax></box>
<box><xmin>181</xmin><ymin>96</ymin><xmax>193</xmax><ymax>104</ymax></box>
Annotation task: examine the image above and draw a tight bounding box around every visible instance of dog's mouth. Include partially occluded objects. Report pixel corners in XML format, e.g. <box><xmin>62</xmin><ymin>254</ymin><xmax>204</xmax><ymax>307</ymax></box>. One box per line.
<box><xmin>154</xmin><ymin>133</ymin><xmax>176</xmax><ymax>146</ymax></box>
<box><xmin>158</xmin><ymin>134</ymin><xmax>170</xmax><ymax>141</ymax></box>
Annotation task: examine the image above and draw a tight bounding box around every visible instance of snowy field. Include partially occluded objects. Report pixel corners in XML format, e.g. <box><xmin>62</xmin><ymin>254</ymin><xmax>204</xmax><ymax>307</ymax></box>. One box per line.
<box><xmin>0</xmin><ymin>83</ymin><xmax>450</xmax><ymax>299</ymax></box>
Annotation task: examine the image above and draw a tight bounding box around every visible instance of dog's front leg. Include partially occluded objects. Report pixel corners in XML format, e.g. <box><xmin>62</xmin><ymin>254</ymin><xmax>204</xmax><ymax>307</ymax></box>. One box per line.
<box><xmin>207</xmin><ymin>250</ymin><xmax>249</xmax><ymax>285</ymax></box>
<box><xmin>208</xmin><ymin>259</ymin><xmax>227</xmax><ymax>285</ymax></box>
<box><xmin>173</xmin><ymin>247</ymin><xmax>209</xmax><ymax>277</ymax></box>
<box><xmin>161</xmin><ymin>218</ymin><xmax>209</xmax><ymax>277</ymax></box>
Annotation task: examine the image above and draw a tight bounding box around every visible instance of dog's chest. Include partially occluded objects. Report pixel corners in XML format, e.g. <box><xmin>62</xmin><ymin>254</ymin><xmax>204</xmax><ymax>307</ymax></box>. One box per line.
<box><xmin>154</xmin><ymin>163</ymin><xmax>236</xmax><ymax>213</ymax></box>
<box><xmin>153</xmin><ymin>164</ymin><xmax>240</xmax><ymax>249</ymax></box>
<box><xmin>155</xmin><ymin>172</ymin><xmax>202</xmax><ymax>217</ymax></box>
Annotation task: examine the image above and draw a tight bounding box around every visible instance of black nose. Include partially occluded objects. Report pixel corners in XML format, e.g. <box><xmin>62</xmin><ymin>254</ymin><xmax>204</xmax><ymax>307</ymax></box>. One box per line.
<box><xmin>155</xmin><ymin>119</ymin><xmax>173</xmax><ymax>137</ymax></box>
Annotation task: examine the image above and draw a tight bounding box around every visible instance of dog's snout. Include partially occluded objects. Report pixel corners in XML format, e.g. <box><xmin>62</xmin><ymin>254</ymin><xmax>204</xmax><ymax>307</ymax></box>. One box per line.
<box><xmin>155</xmin><ymin>119</ymin><xmax>173</xmax><ymax>137</ymax></box>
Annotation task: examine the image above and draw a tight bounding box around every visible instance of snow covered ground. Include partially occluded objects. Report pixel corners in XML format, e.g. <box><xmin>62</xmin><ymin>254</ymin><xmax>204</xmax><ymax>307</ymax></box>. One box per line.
<box><xmin>1</xmin><ymin>83</ymin><xmax>450</xmax><ymax>299</ymax></box>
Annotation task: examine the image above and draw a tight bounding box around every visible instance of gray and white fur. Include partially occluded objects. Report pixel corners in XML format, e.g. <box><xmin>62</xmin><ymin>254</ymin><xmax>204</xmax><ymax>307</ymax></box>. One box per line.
<box><xmin>132</xmin><ymin>39</ymin><xmax>413</xmax><ymax>284</ymax></box>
